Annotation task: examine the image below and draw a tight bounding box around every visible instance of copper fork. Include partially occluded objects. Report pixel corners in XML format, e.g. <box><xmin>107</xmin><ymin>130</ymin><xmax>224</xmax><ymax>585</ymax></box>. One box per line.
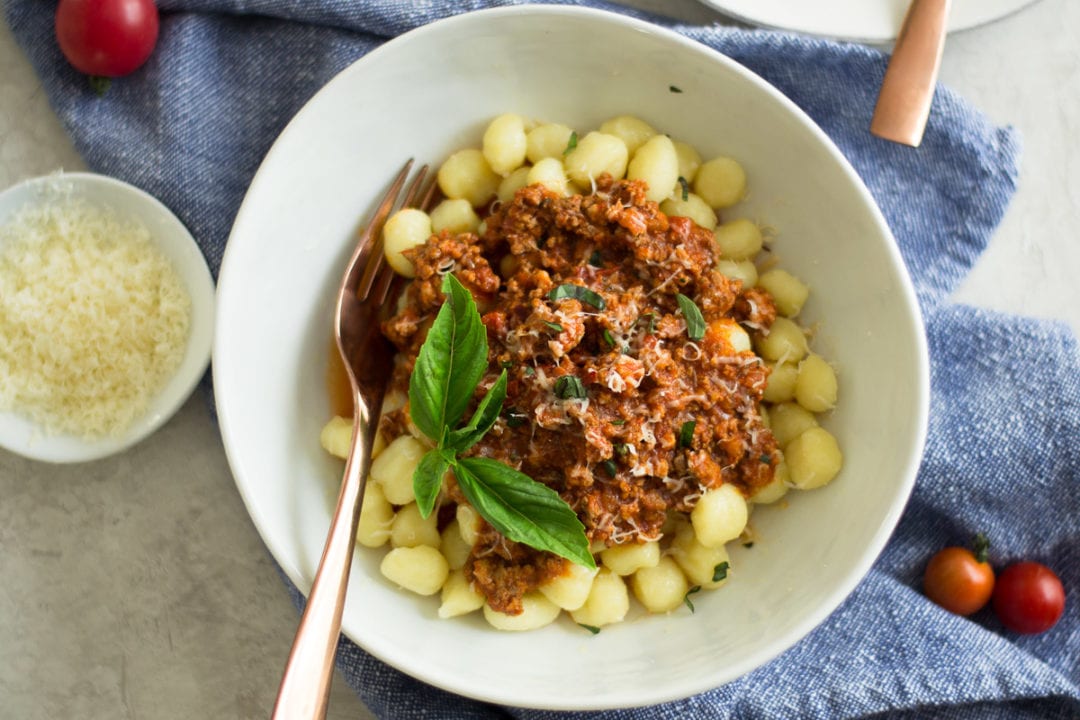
<box><xmin>272</xmin><ymin>160</ymin><xmax>431</xmax><ymax>719</ymax></box>
<box><xmin>871</xmin><ymin>0</ymin><xmax>952</xmax><ymax>146</ymax></box>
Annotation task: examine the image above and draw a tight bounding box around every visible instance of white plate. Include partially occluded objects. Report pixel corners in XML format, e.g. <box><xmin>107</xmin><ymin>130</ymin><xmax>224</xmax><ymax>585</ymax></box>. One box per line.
<box><xmin>215</xmin><ymin>6</ymin><xmax>928</xmax><ymax>710</ymax></box>
<box><xmin>0</xmin><ymin>173</ymin><xmax>215</xmax><ymax>463</ymax></box>
<box><xmin>698</xmin><ymin>0</ymin><xmax>1041</xmax><ymax>43</ymax></box>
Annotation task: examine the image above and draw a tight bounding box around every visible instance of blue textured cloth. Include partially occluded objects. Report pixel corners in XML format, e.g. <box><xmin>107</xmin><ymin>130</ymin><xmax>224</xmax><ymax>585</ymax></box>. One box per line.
<box><xmin>5</xmin><ymin>2</ymin><xmax>1078</xmax><ymax>718</ymax></box>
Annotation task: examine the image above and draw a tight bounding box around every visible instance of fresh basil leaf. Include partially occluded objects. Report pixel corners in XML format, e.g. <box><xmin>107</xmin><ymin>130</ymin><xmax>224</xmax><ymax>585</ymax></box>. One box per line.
<box><xmin>676</xmin><ymin>293</ymin><xmax>706</xmax><ymax>341</ymax></box>
<box><xmin>543</xmin><ymin>321</ymin><xmax>564</xmax><ymax>333</ymax></box>
<box><xmin>669</xmin><ymin>85</ymin><xmax>683</xmax><ymax>94</ymax></box>
<box><xmin>601</xmin><ymin>460</ymin><xmax>617</xmax><ymax>477</ymax></box>
<box><xmin>588</xmin><ymin>250</ymin><xmax>603</xmax><ymax>267</ymax></box>
<box><xmin>639</xmin><ymin>313</ymin><xmax>657</xmax><ymax>334</ymax></box>
<box><xmin>554</xmin><ymin>375</ymin><xmax>586</xmax><ymax>400</ymax></box>
<box><xmin>445</xmin><ymin>370</ymin><xmax>508</xmax><ymax>452</ymax></box>
<box><xmin>677</xmin><ymin>176</ymin><xmax>689</xmax><ymax>201</ymax></box>
<box><xmin>548</xmin><ymin>283</ymin><xmax>606</xmax><ymax>311</ymax></box>
<box><xmin>454</xmin><ymin>457</ymin><xmax>595</xmax><ymax>569</ymax></box>
<box><xmin>413</xmin><ymin>449</ymin><xmax>451</xmax><ymax>519</ymax></box>
<box><xmin>712</xmin><ymin>561</ymin><xmax>730</xmax><ymax>582</ymax></box>
<box><xmin>579</xmin><ymin>623</ymin><xmax>601</xmax><ymax>635</ymax></box>
<box><xmin>602</xmin><ymin>328</ymin><xmax>616</xmax><ymax>348</ymax></box>
<box><xmin>409</xmin><ymin>274</ymin><xmax>489</xmax><ymax>441</ymax></box>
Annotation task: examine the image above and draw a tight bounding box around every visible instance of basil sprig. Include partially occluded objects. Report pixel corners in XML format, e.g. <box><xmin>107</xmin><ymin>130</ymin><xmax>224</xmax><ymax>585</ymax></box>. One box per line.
<box><xmin>408</xmin><ymin>274</ymin><xmax>595</xmax><ymax>569</ymax></box>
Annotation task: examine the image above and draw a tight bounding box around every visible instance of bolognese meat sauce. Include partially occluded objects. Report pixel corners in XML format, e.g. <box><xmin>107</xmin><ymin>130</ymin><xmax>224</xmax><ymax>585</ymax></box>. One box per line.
<box><xmin>382</xmin><ymin>176</ymin><xmax>778</xmax><ymax>614</ymax></box>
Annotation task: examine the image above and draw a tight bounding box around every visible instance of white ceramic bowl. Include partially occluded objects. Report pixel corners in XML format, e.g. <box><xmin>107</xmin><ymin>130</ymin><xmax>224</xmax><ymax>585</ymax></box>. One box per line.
<box><xmin>0</xmin><ymin>172</ymin><xmax>215</xmax><ymax>464</ymax></box>
<box><xmin>215</xmin><ymin>6</ymin><xmax>928</xmax><ymax>710</ymax></box>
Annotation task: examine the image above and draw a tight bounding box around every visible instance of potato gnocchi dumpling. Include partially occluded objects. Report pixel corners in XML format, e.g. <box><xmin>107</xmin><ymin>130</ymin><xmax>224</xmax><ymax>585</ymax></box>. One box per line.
<box><xmin>569</xmin><ymin>568</ymin><xmax>630</xmax><ymax>628</ymax></box>
<box><xmin>564</xmin><ymin>131</ymin><xmax>629</xmax><ymax>190</ymax></box>
<box><xmin>631</xmin><ymin>556</ymin><xmax>690</xmax><ymax>613</ymax></box>
<box><xmin>321</xmin><ymin>112</ymin><xmax>843</xmax><ymax>631</ymax></box>
<box><xmin>439</xmin><ymin>569</ymin><xmax>485</xmax><ymax>619</ymax></box>
<box><xmin>660</xmin><ymin>192</ymin><xmax>717</xmax><ymax>230</ymax></box>
<box><xmin>484</xmin><ymin>593</ymin><xmax>562</xmax><ymax>631</ymax></box>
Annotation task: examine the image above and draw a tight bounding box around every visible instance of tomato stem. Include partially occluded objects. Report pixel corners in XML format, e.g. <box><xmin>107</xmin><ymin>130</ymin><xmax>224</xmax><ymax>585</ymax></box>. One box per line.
<box><xmin>88</xmin><ymin>76</ymin><xmax>112</xmax><ymax>96</ymax></box>
<box><xmin>972</xmin><ymin>532</ymin><xmax>991</xmax><ymax>564</ymax></box>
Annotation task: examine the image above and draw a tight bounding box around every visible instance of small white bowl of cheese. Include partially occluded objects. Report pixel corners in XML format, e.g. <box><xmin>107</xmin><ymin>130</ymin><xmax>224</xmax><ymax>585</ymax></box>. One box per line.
<box><xmin>0</xmin><ymin>172</ymin><xmax>215</xmax><ymax>463</ymax></box>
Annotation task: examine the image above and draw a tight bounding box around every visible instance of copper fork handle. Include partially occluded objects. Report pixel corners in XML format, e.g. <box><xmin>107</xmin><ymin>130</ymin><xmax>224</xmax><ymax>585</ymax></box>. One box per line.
<box><xmin>870</xmin><ymin>0</ymin><xmax>952</xmax><ymax>147</ymax></box>
<box><xmin>271</xmin><ymin>402</ymin><xmax>376</xmax><ymax>720</ymax></box>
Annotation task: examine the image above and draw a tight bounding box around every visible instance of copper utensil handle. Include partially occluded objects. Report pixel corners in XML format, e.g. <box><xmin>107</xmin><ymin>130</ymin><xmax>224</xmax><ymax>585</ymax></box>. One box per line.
<box><xmin>270</xmin><ymin>402</ymin><xmax>376</xmax><ymax>720</ymax></box>
<box><xmin>871</xmin><ymin>0</ymin><xmax>952</xmax><ymax>147</ymax></box>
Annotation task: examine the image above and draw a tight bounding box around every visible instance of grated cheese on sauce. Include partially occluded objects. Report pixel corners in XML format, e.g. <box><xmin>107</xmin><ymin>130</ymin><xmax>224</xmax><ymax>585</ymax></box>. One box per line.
<box><xmin>0</xmin><ymin>196</ymin><xmax>191</xmax><ymax>439</ymax></box>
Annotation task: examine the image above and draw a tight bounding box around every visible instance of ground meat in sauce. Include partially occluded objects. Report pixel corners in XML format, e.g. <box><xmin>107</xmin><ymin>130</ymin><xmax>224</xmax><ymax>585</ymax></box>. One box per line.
<box><xmin>381</xmin><ymin>176</ymin><xmax>779</xmax><ymax>615</ymax></box>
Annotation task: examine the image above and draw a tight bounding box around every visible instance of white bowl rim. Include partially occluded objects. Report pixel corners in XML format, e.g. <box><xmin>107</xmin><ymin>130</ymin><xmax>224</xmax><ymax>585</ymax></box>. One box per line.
<box><xmin>216</xmin><ymin>4</ymin><xmax>930</xmax><ymax>709</ymax></box>
<box><xmin>0</xmin><ymin>171</ymin><xmax>216</xmax><ymax>464</ymax></box>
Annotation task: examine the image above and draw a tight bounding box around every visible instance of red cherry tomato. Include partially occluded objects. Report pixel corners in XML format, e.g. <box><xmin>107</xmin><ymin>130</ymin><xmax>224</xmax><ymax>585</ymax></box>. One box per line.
<box><xmin>55</xmin><ymin>0</ymin><xmax>159</xmax><ymax>78</ymax></box>
<box><xmin>992</xmin><ymin>562</ymin><xmax>1066</xmax><ymax>634</ymax></box>
<box><xmin>923</xmin><ymin>542</ymin><xmax>996</xmax><ymax>616</ymax></box>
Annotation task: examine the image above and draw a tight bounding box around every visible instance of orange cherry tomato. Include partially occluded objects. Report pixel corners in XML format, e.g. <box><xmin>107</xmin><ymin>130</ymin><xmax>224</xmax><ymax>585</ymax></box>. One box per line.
<box><xmin>923</xmin><ymin>534</ymin><xmax>995</xmax><ymax>616</ymax></box>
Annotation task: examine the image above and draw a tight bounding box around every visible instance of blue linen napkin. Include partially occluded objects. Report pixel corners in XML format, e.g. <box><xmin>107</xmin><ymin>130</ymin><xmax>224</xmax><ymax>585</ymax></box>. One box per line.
<box><xmin>5</xmin><ymin>1</ymin><xmax>1078</xmax><ymax>717</ymax></box>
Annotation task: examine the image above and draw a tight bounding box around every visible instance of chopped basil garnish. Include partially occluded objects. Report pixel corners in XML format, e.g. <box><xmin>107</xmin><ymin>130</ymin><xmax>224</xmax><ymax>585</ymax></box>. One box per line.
<box><xmin>602</xmin><ymin>459</ymin><xmax>617</xmax><ymax>477</ymax></box>
<box><xmin>408</xmin><ymin>274</ymin><xmax>594</xmax><ymax>569</ymax></box>
<box><xmin>554</xmin><ymin>375</ymin><xmax>587</xmax><ymax>400</ymax></box>
<box><xmin>578</xmin><ymin>623</ymin><xmax>601</xmax><ymax>635</ymax></box>
<box><xmin>669</xmin><ymin>85</ymin><xmax>683</xmax><ymax>93</ymax></box>
<box><xmin>760</xmin><ymin>453</ymin><xmax>771</xmax><ymax>464</ymax></box>
<box><xmin>563</xmin><ymin>131</ymin><xmax>579</xmax><ymax>155</ymax></box>
<box><xmin>684</xmin><ymin>585</ymin><xmax>702</xmax><ymax>613</ymax></box>
<box><xmin>602</xmin><ymin>328</ymin><xmax>616</xmax><ymax>348</ymax></box>
<box><xmin>505</xmin><ymin>409</ymin><xmax>529</xmax><ymax>428</ymax></box>
<box><xmin>613</xmin><ymin>442</ymin><xmax>629</xmax><ymax>456</ymax></box>
<box><xmin>544</xmin><ymin>321</ymin><xmax>564</xmax><ymax>333</ymax></box>
<box><xmin>678</xmin><ymin>420</ymin><xmax>696</xmax><ymax>448</ymax></box>
<box><xmin>713</xmin><ymin>561</ymin><xmax>730</xmax><ymax>582</ymax></box>
<box><xmin>500</xmin><ymin>360</ymin><xmax>513</xmax><ymax>369</ymax></box>
<box><xmin>524</xmin><ymin>366</ymin><xmax>536</xmax><ymax>376</ymax></box>
<box><xmin>639</xmin><ymin>313</ymin><xmax>657</xmax><ymax>334</ymax></box>
<box><xmin>548</xmin><ymin>283</ymin><xmax>606</xmax><ymax>311</ymax></box>
<box><xmin>742</xmin><ymin>541</ymin><xmax>754</xmax><ymax>549</ymax></box>
<box><xmin>611</xmin><ymin>419</ymin><xmax>626</xmax><ymax>426</ymax></box>
<box><xmin>676</xmin><ymin>293</ymin><xmax>706</xmax><ymax>341</ymax></box>
<box><xmin>677</xmin><ymin>175</ymin><xmax>690</xmax><ymax>201</ymax></box>
<box><xmin>588</xmin><ymin>250</ymin><xmax>603</xmax><ymax>267</ymax></box>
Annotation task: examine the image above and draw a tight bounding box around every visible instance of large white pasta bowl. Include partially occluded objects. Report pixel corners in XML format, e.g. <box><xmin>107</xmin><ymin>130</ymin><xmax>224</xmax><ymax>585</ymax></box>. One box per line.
<box><xmin>215</xmin><ymin>5</ymin><xmax>929</xmax><ymax>710</ymax></box>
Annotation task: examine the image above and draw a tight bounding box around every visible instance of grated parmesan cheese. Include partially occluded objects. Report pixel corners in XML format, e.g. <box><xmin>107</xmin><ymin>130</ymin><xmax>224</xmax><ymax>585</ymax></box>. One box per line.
<box><xmin>0</xmin><ymin>196</ymin><xmax>191</xmax><ymax>439</ymax></box>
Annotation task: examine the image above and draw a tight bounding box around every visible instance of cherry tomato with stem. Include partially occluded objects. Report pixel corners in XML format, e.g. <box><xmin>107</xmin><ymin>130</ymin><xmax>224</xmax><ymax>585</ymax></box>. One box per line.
<box><xmin>55</xmin><ymin>0</ymin><xmax>159</xmax><ymax>84</ymax></box>
<box><xmin>992</xmin><ymin>561</ymin><xmax>1066</xmax><ymax>634</ymax></box>
<box><xmin>923</xmin><ymin>533</ymin><xmax>995</xmax><ymax>616</ymax></box>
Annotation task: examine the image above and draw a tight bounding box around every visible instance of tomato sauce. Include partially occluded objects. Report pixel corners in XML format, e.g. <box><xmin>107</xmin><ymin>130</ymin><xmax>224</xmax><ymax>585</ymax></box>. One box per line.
<box><xmin>381</xmin><ymin>177</ymin><xmax>778</xmax><ymax>614</ymax></box>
